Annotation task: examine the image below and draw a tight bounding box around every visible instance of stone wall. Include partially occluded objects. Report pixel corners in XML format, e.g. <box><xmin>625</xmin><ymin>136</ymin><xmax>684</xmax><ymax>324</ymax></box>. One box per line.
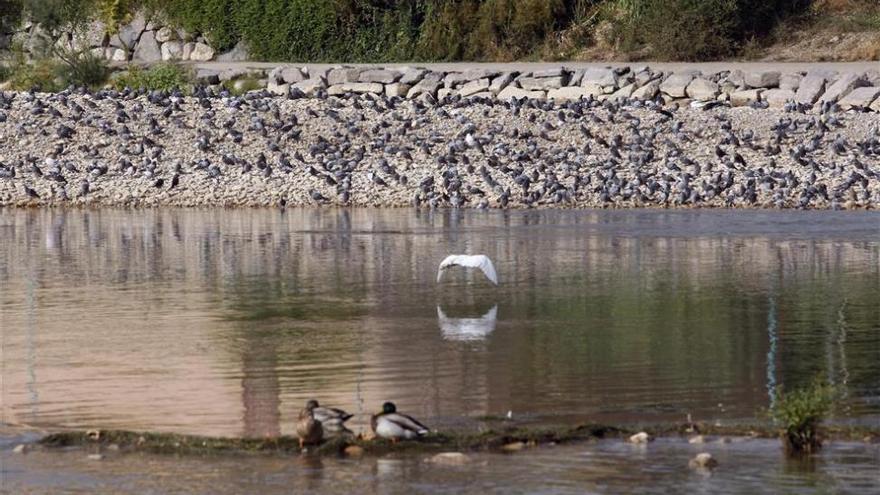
<box><xmin>0</xmin><ymin>11</ymin><xmax>242</xmax><ymax>63</ymax></box>
<box><xmin>196</xmin><ymin>64</ymin><xmax>880</xmax><ymax>112</ymax></box>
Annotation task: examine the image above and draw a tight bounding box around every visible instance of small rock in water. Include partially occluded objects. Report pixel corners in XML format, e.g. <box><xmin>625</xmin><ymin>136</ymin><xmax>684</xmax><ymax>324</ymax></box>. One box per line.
<box><xmin>689</xmin><ymin>452</ymin><xmax>718</xmax><ymax>469</ymax></box>
<box><xmin>430</xmin><ymin>452</ymin><xmax>470</xmax><ymax>465</ymax></box>
<box><xmin>13</xmin><ymin>444</ymin><xmax>27</xmax><ymax>454</ymax></box>
<box><xmin>343</xmin><ymin>445</ymin><xmax>364</xmax><ymax>457</ymax></box>
<box><xmin>688</xmin><ymin>435</ymin><xmax>705</xmax><ymax>444</ymax></box>
<box><xmin>628</xmin><ymin>432</ymin><xmax>653</xmax><ymax>444</ymax></box>
<box><xmin>501</xmin><ymin>441</ymin><xmax>526</xmax><ymax>452</ymax></box>
<box><xmin>87</xmin><ymin>453</ymin><xmax>104</xmax><ymax>461</ymax></box>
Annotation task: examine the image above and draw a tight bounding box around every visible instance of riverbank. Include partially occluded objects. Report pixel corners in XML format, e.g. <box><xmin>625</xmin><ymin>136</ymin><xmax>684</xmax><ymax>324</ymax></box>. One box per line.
<box><xmin>1</xmin><ymin>81</ymin><xmax>879</xmax><ymax>209</ymax></box>
<box><xmin>22</xmin><ymin>422</ymin><xmax>880</xmax><ymax>458</ymax></box>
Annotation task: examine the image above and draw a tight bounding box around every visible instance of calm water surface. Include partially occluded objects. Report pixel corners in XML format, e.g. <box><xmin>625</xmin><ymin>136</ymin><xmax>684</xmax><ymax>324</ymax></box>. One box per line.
<box><xmin>1</xmin><ymin>208</ymin><xmax>879</xmax><ymax>493</ymax></box>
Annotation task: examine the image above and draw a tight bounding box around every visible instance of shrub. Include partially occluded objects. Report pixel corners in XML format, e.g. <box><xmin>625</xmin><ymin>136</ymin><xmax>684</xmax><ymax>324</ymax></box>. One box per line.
<box><xmin>607</xmin><ymin>0</ymin><xmax>739</xmax><ymax>60</ymax></box>
<box><xmin>113</xmin><ymin>63</ymin><xmax>193</xmax><ymax>91</ymax></box>
<box><xmin>770</xmin><ymin>379</ymin><xmax>836</xmax><ymax>455</ymax></box>
<box><xmin>54</xmin><ymin>47</ymin><xmax>111</xmax><ymax>88</ymax></box>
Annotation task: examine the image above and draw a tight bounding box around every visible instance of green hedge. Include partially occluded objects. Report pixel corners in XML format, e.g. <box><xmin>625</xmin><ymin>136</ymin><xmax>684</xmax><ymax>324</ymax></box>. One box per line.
<box><xmin>1</xmin><ymin>1</ymin><xmax>845</xmax><ymax>62</ymax></box>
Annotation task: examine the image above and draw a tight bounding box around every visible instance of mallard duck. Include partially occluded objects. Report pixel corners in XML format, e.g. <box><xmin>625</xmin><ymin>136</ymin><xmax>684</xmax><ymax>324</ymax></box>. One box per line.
<box><xmin>304</xmin><ymin>399</ymin><xmax>354</xmax><ymax>431</ymax></box>
<box><xmin>296</xmin><ymin>406</ymin><xmax>323</xmax><ymax>449</ymax></box>
<box><xmin>371</xmin><ymin>402</ymin><xmax>429</xmax><ymax>442</ymax></box>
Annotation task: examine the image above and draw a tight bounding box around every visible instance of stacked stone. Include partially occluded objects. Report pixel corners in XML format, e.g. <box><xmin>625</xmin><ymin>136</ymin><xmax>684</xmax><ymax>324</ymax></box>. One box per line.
<box><xmin>228</xmin><ymin>64</ymin><xmax>880</xmax><ymax>112</ymax></box>
<box><xmin>0</xmin><ymin>12</ymin><xmax>235</xmax><ymax>63</ymax></box>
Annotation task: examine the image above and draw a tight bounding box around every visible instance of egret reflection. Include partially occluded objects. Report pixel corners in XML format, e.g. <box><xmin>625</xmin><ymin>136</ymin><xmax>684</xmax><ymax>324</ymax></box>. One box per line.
<box><xmin>437</xmin><ymin>305</ymin><xmax>498</xmax><ymax>341</ymax></box>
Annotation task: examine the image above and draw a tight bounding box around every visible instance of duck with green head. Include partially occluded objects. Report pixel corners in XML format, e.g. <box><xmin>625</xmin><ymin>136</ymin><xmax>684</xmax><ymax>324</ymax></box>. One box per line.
<box><xmin>371</xmin><ymin>402</ymin><xmax>429</xmax><ymax>442</ymax></box>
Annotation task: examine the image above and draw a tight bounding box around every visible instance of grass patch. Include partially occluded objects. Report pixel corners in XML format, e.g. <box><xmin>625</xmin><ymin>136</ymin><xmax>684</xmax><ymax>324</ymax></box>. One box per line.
<box><xmin>112</xmin><ymin>63</ymin><xmax>194</xmax><ymax>92</ymax></box>
<box><xmin>771</xmin><ymin>380</ymin><xmax>837</xmax><ymax>455</ymax></box>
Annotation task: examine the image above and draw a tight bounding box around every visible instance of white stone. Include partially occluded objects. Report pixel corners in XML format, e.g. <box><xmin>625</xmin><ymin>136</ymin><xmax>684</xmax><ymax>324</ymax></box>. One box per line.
<box><xmin>338</xmin><ymin>82</ymin><xmax>384</xmax><ymax>94</ymax></box>
<box><xmin>108</xmin><ymin>48</ymin><xmax>127</xmax><ymax>62</ymax></box>
<box><xmin>628</xmin><ymin>432</ymin><xmax>653</xmax><ymax>444</ymax></box>
<box><xmin>547</xmin><ymin>86</ymin><xmax>594</xmax><ymax>101</ymax></box>
<box><xmin>581</xmin><ymin>67</ymin><xmax>617</xmax><ymax>87</ymax></box>
<box><xmin>267</xmin><ymin>80</ymin><xmax>289</xmax><ymax>96</ymax></box>
<box><xmin>458</xmin><ymin>78</ymin><xmax>490</xmax><ymax>97</ymax></box>
<box><xmin>632</xmin><ymin>80</ymin><xmax>661</xmax><ymax>100</ymax></box>
<box><xmin>359</xmin><ymin>69</ymin><xmax>400</xmax><ymax>84</ymax></box>
<box><xmin>745</xmin><ymin>70</ymin><xmax>780</xmax><ymax>88</ymax></box>
<box><xmin>796</xmin><ymin>75</ymin><xmax>826</xmax><ymax>105</ymax></box>
<box><xmin>281</xmin><ymin>67</ymin><xmax>305</xmax><ymax>84</ymax></box>
<box><xmin>430</xmin><ymin>452</ymin><xmax>471</xmax><ymax>465</ymax></box>
<box><xmin>819</xmin><ymin>73</ymin><xmax>866</xmax><ymax>104</ymax></box>
<box><xmin>689</xmin><ymin>452</ymin><xmax>718</xmax><ymax>469</ymax></box>
<box><xmin>686</xmin><ymin>78</ymin><xmax>720</xmax><ymax>101</ymax></box>
<box><xmin>518</xmin><ymin>76</ymin><xmax>565</xmax><ymax>91</ymax></box>
<box><xmin>838</xmin><ymin>87</ymin><xmax>880</xmax><ymax>110</ymax></box>
<box><xmin>763</xmin><ymin>88</ymin><xmax>797</xmax><ymax>108</ymax></box>
<box><xmin>327</xmin><ymin>67</ymin><xmax>362</xmax><ymax>86</ymax></box>
<box><xmin>498</xmin><ymin>86</ymin><xmax>546</xmax><ymax>100</ymax></box>
<box><xmin>155</xmin><ymin>26</ymin><xmax>175</xmax><ymax>43</ymax></box>
<box><xmin>660</xmin><ymin>73</ymin><xmax>696</xmax><ymax>98</ymax></box>
<box><xmin>181</xmin><ymin>42</ymin><xmax>195</xmax><ymax>61</ymax></box>
<box><xmin>730</xmin><ymin>89</ymin><xmax>763</xmax><ymax>107</ymax></box>
<box><xmin>160</xmin><ymin>41</ymin><xmax>183</xmax><ymax>61</ymax></box>
<box><xmin>779</xmin><ymin>74</ymin><xmax>802</xmax><ymax>91</ymax></box>
<box><xmin>188</xmin><ymin>42</ymin><xmax>215</xmax><ymax>62</ymax></box>
<box><xmin>610</xmin><ymin>83</ymin><xmax>636</xmax><ymax>99</ymax></box>
<box><xmin>292</xmin><ymin>79</ymin><xmax>325</xmax><ymax>96</ymax></box>
<box><xmin>399</xmin><ymin>68</ymin><xmax>428</xmax><ymax>85</ymax></box>
<box><xmin>116</xmin><ymin>11</ymin><xmax>146</xmax><ymax>49</ymax></box>
<box><xmin>385</xmin><ymin>83</ymin><xmax>411</xmax><ymax>98</ymax></box>
<box><xmin>489</xmin><ymin>72</ymin><xmax>515</xmax><ymax>94</ymax></box>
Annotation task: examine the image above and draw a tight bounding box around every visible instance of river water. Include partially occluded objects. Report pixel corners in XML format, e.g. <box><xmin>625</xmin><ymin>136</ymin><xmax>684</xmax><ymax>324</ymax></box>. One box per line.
<box><xmin>1</xmin><ymin>208</ymin><xmax>879</xmax><ymax>493</ymax></box>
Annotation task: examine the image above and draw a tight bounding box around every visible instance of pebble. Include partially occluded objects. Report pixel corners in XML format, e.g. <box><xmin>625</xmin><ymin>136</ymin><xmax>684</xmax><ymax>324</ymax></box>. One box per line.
<box><xmin>430</xmin><ymin>452</ymin><xmax>471</xmax><ymax>465</ymax></box>
<box><xmin>628</xmin><ymin>432</ymin><xmax>653</xmax><ymax>444</ymax></box>
<box><xmin>689</xmin><ymin>452</ymin><xmax>719</xmax><ymax>469</ymax></box>
<box><xmin>501</xmin><ymin>441</ymin><xmax>526</xmax><ymax>452</ymax></box>
<box><xmin>343</xmin><ymin>445</ymin><xmax>364</xmax><ymax>457</ymax></box>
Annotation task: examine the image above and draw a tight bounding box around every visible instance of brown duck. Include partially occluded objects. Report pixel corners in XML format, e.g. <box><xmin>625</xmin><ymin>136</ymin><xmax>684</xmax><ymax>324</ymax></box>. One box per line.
<box><xmin>296</xmin><ymin>405</ymin><xmax>323</xmax><ymax>449</ymax></box>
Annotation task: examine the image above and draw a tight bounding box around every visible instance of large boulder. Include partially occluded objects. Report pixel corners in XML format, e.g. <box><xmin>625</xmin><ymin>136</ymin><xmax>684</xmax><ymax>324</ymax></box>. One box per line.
<box><xmin>72</xmin><ymin>21</ymin><xmax>108</xmax><ymax>51</ymax></box>
<box><xmin>155</xmin><ymin>26</ymin><xmax>175</xmax><ymax>43</ymax></box>
<box><xmin>838</xmin><ymin>86</ymin><xmax>880</xmax><ymax>110</ymax></box>
<box><xmin>489</xmin><ymin>72</ymin><xmax>515</xmax><ymax>94</ymax></box>
<box><xmin>385</xmin><ymin>82</ymin><xmax>411</xmax><ymax>98</ymax></box>
<box><xmin>132</xmin><ymin>30</ymin><xmax>161</xmax><ymax>62</ymax></box>
<box><xmin>116</xmin><ymin>11</ymin><xmax>147</xmax><ymax>49</ymax></box>
<box><xmin>581</xmin><ymin>67</ymin><xmax>617</xmax><ymax>88</ymax></box>
<box><xmin>779</xmin><ymin>73</ymin><xmax>802</xmax><ymax>91</ymax></box>
<box><xmin>745</xmin><ymin>70</ymin><xmax>780</xmax><ymax>88</ymax></box>
<box><xmin>327</xmin><ymin>67</ymin><xmax>362</xmax><ymax>86</ymax></box>
<box><xmin>518</xmin><ymin>76</ymin><xmax>566</xmax><ymax>91</ymax></box>
<box><xmin>399</xmin><ymin>67</ymin><xmax>427</xmax><ymax>85</ymax></box>
<box><xmin>547</xmin><ymin>86</ymin><xmax>594</xmax><ymax>101</ymax></box>
<box><xmin>660</xmin><ymin>73</ymin><xmax>696</xmax><ymax>98</ymax></box>
<box><xmin>795</xmin><ymin>75</ymin><xmax>826</xmax><ymax>105</ymax></box>
<box><xmin>632</xmin><ymin>80</ymin><xmax>661</xmax><ymax>100</ymax></box>
<box><xmin>281</xmin><ymin>67</ymin><xmax>305</xmax><ymax>84</ymax></box>
<box><xmin>730</xmin><ymin>89</ymin><xmax>763</xmax><ymax>107</ymax></box>
<box><xmin>763</xmin><ymin>88</ymin><xmax>797</xmax><ymax>108</ymax></box>
<box><xmin>216</xmin><ymin>40</ymin><xmax>249</xmax><ymax>62</ymax></box>
<box><xmin>358</xmin><ymin>69</ymin><xmax>401</xmax><ymax>84</ymax></box>
<box><xmin>686</xmin><ymin>78</ymin><xmax>719</xmax><ymax>101</ymax></box>
<box><xmin>292</xmin><ymin>78</ymin><xmax>326</xmax><ymax>96</ymax></box>
<box><xmin>328</xmin><ymin>82</ymin><xmax>384</xmax><ymax>95</ymax></box>
<box><xmin>819</xmin><ymin>73</ymin><xmax>866</xmax><ymax>104</ymax></box>
<box><xmin>498</xmin><ymin>86</ymin><xmax>546</xmax><ymax>100</ymax></box>
<box><xmin>188</xmin><ymin>42</ymin><xmax>215</xmax><ymax>61</ymax></box>
<box><xmin>160</xmin><ymin>41</ymin><xmax>183</xmax><ymax>61</ymax></box>
<box><xmin>458</xmin><ymin>78</ymin><xmax>490</xmax><ymax>97</ymax></box>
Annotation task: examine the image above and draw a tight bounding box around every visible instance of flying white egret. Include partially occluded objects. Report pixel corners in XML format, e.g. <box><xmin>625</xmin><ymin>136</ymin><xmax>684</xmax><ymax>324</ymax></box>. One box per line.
<box><xmin>437</xmin><ymin>254</ymin><xmax>498</xmax><ymax>285</ymax></box>
<box><xmin>437</xmin><ymin>305</ymin><xmax>498</xmax><ymax>341</ymax></box>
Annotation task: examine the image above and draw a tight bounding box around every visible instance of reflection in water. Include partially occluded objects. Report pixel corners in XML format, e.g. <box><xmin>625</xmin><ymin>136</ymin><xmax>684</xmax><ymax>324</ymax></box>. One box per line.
<box><xmin>1</xmin><ymin>208</ymin><xmax>879</xmax><ymax>438</ymax></box>
<box><xmin>437</xmin><ymin>305</ymin><xmax>498</xmax><ymax>341</ymax></box>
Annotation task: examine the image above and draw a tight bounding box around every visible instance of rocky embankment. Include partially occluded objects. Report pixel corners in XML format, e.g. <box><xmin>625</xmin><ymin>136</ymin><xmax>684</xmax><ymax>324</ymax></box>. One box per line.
<box><xmin>1</xmin><ymin>68</ymin><xmax>880</xmax><ymax>209</ymax></box>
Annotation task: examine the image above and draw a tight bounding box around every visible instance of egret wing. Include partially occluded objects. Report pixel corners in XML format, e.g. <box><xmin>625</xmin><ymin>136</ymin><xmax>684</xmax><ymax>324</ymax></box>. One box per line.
<box><xmin>477</xmin><ymin>256</ymin><xmax>498</xmax><ymax>285</ymax></box>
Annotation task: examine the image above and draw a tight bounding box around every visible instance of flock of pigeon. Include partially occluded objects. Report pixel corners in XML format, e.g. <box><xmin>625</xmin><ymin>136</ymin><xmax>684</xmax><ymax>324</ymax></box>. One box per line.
<box><xmin>1</xmin><ymin>85</ymin><xmax>880</xmax><ymax>209</ymax></box>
